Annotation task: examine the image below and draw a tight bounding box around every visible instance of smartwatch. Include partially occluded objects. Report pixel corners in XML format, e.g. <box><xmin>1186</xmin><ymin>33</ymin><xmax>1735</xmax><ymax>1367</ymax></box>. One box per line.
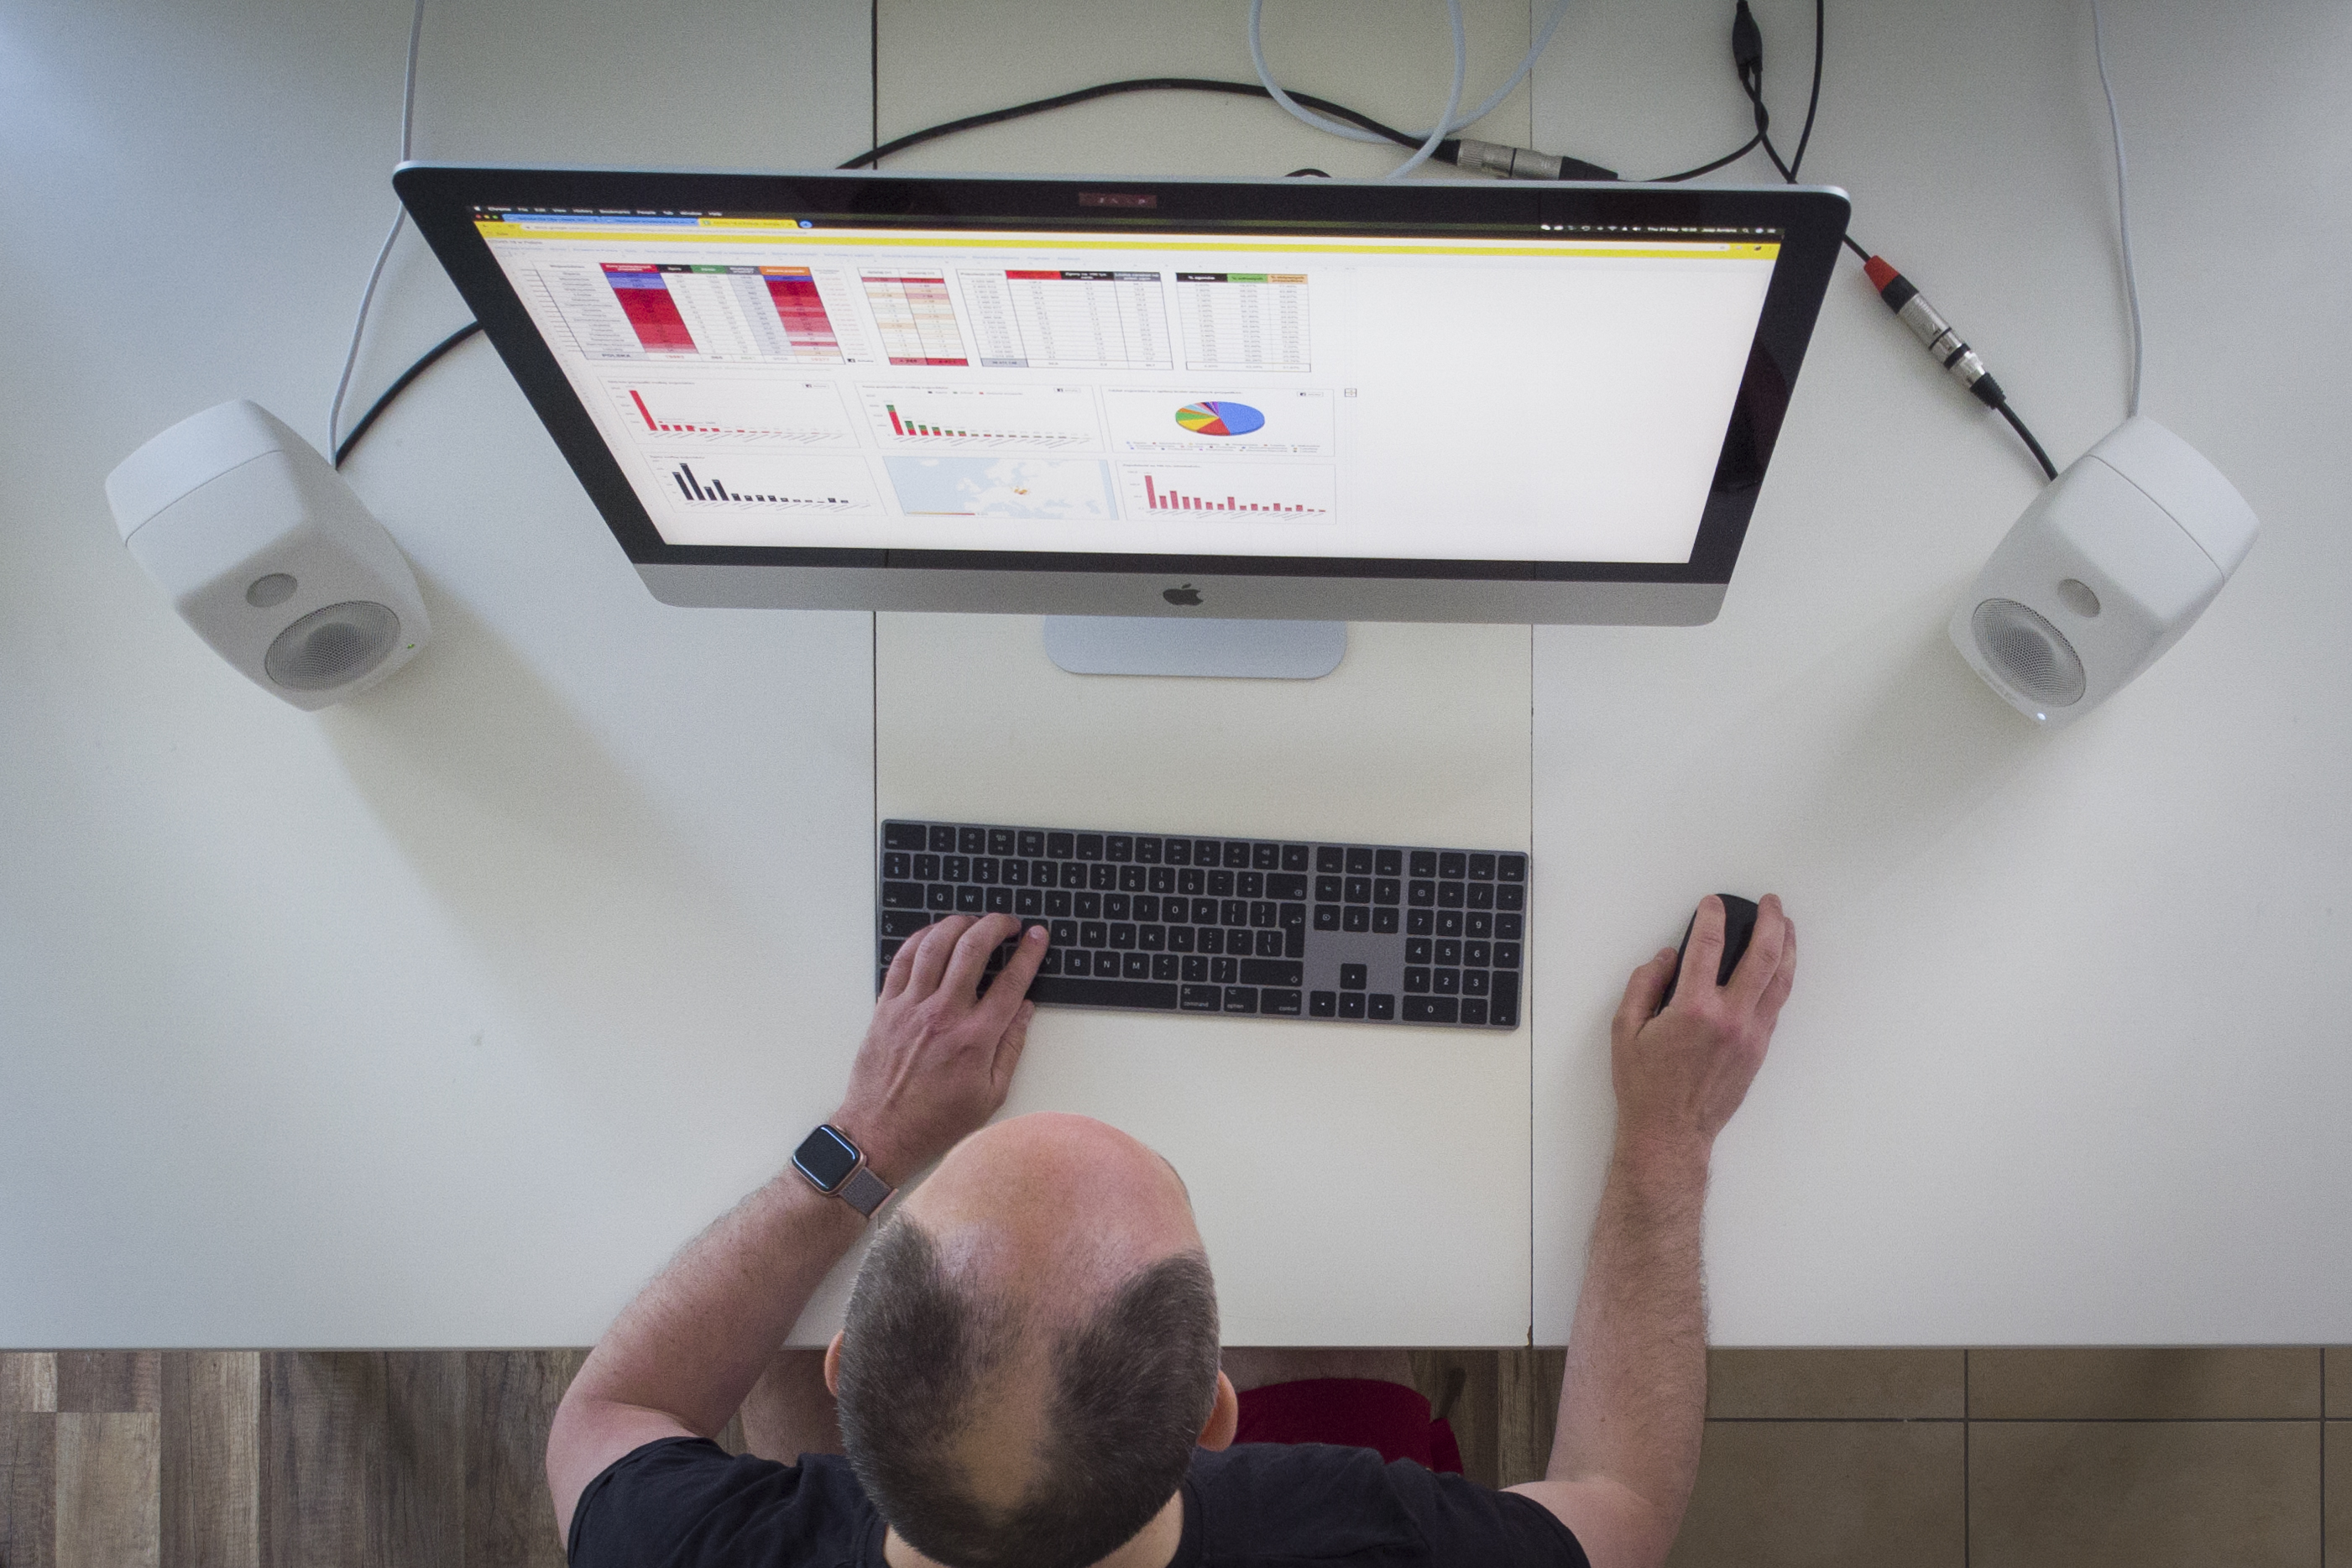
<box><xmin>792</xmin><ymin>1124</ymin><xmax>894</xmax><ymax>1218</ymax></box>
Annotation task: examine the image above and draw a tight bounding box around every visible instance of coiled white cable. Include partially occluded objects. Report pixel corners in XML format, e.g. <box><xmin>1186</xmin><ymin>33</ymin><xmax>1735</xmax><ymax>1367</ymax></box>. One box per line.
<box><xmin>1250</xmin><ymin>0</ymin><xmax>1572</xmax><ymax>176</ymax></box>
<box><xmin>328</xmin><ymin>0</ymin><xmax>428</xmax><ymax>454</ymax></box>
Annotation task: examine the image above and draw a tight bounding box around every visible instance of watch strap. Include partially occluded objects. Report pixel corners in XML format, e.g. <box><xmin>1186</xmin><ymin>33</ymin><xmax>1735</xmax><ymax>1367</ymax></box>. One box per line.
<box><xmin>837</xmin><ymin>1164</ymin><xmax>894</xmax><ymax>1218</ymax></box>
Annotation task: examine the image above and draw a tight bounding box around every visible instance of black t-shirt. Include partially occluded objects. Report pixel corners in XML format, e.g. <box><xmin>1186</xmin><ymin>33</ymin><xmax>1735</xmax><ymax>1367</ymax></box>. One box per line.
<box><xmin>568</xmin><ymin>1437</ymin><xmax>1588</xmax><ymax>1568</ymax></box>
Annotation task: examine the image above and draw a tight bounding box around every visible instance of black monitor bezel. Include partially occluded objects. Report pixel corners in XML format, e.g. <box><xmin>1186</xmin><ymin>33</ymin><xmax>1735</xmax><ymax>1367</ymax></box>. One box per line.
<box><xmin>394</xmin><ymin>165</ymin><xmax>1849</xmax><ymax>587</ymax></box>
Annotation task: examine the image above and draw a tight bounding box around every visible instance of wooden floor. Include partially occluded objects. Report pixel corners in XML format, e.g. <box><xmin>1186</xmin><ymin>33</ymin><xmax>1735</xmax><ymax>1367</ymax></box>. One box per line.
<box><xmin>3</xmin><ymin>1347</ymin><xmax>2344</xmax><ymax>1566</ymax></box>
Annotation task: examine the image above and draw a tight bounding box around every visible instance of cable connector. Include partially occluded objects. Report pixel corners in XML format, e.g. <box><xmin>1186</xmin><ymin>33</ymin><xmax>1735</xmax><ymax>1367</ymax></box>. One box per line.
<box><xmin>1862</xmin><ymin>254</ymin><xmax>2005</xmax><ymax>408</ymax></box>
<box><xmin>1449</xmin><ymin>139</ymin><xmax>1618</xmax><ymax>181</ymax></box>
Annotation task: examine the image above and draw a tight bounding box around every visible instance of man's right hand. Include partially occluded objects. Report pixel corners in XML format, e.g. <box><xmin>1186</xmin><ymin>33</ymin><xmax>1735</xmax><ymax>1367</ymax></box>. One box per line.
<box><xmin>1608</xmin><ymin>895</ymin><xmax>1796</xmax><ymax>1160</ymax></box>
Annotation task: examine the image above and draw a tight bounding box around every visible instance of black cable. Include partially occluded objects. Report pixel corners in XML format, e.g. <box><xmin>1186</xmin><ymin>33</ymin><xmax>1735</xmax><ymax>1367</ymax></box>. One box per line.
<box><xmin>837</xmin><ymin>77</ymin><xmax>1442</xmax><ymax>170</ymax></box>
<box><xmin>332</xmin><ymin>319</ymin><xmax>482</xmax><ymax>468</ymax></box>
<box><xmin>1995</xmin><ymin>399</ymin><xmax>2061</xmax><ymax>480</ymax></box>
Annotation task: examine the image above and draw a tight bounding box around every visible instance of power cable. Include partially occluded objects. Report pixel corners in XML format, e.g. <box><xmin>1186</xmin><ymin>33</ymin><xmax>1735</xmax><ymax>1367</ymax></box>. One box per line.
<box><xmin>2091</xmin><ymin>0</ymin><xmax>2143</xmax><ymax>416</ymax></box>
<box><xmin>329</xmin><ymin>0</ymin><xmax>428</xmax><ymax>457</ymax></box>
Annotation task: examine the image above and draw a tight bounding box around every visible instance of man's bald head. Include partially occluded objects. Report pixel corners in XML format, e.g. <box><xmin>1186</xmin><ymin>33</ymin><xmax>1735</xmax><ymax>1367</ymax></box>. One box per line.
<box><xmin>834</xmin><ymin>1115</ymin><xmax>1220</xmax><ymax>1568</ymax></box>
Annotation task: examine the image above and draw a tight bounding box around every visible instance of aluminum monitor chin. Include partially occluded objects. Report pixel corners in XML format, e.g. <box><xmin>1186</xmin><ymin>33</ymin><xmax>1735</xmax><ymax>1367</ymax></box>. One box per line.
<box><xmin>395</xmin><ymin>165</ymin><xmax>1849</xmax><ymax>626</ymax></box>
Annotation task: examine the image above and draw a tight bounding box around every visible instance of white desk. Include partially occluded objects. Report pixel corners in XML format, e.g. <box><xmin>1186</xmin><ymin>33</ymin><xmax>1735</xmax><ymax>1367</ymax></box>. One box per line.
<box><xmin>3</xmin><ymin>0</ymin><xmax>2347</xmax><ymax>1349</ymax></box>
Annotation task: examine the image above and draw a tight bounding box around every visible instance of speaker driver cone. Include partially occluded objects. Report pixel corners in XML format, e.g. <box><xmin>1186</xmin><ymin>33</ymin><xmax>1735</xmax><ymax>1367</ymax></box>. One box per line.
<box><xmin>264</xmin><ymin>600</ymin><xmax>401</xmax><ymax>690</ymax></box>
<box><xmin>1972</xmin><ymin>598</ymin><xmax>2086</xmax><ymax>707</ymax></box>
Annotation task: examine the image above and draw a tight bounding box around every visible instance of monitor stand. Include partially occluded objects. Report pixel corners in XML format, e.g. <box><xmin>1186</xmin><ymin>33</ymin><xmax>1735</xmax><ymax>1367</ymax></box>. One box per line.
<box><xmin>1041</xmin><ymin>617</ymin><xmax>1346</xmax><ymax>680</ymax></box>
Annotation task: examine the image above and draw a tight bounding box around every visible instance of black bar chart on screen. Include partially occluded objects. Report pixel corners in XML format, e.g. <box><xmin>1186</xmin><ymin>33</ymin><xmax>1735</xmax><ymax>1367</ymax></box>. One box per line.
<box><xmin>656</xmin><ymin>454</ymin><xmax>882</xmax><ymax>512</ymax></box>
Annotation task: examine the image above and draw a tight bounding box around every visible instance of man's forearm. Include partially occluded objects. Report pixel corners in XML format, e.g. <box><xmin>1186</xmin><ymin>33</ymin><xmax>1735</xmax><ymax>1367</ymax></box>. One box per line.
<box><xmin>566</xmin><ymin>1168</ymin><xmax>865</xmax><ymax>1439</ymax></box>
<box><xmin>1545</xmin><ymin>1135</ymin><xmax>1711</xmax><ymax>1518</ymax></box>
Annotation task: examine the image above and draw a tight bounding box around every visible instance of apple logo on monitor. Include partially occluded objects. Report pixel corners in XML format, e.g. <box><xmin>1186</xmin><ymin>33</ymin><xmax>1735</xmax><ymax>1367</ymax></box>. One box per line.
<box><xmin>1163</xmin><ymin>584</ymin><xmax>1203</xmax><ymax>607</ymax></box>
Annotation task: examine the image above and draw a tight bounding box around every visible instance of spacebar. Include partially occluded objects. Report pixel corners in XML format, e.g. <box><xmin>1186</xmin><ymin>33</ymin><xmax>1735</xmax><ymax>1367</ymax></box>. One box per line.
<box><xmin>1024</xmin><ymin>976</ymin><xmax>1179</xmax><ymax>1010</ymax></box>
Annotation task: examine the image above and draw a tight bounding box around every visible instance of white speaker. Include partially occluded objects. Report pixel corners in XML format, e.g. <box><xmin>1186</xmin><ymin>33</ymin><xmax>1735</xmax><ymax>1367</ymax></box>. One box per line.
<box><xmin>105</xmin><ymin>400</ymin><xmax>429</xmax><ymax>710</ymax></box>
<box><xmin>1951</xmin><ymin>416</ymin><xmax>2257</xmax><ymax>728</ymax></box>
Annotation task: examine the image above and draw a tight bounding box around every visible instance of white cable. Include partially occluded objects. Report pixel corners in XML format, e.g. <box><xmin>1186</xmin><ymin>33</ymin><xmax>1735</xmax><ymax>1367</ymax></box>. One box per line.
<box><xmin>329</xmin><ymin>0</ymin><xmax>428</xmax><ymax>455</ymax></box>
<box><xmin>1388</xmin><ymin>0</ymin><xmax>1467</xmax><ymax>177</ymax></box>
<box><xmin>1248</xmin><ymin>0</ymin><xmax>1569</xmax><ymax>159</ymax></box>
<box><xmin>2091</xmin><ymin>0</ymin><xmax>2144</xmax><ymax>416</ymax></box>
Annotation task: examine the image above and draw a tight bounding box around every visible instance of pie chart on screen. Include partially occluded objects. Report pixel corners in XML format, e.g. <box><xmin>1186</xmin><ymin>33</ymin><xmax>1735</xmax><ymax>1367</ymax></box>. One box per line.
<box><xmin>1174</xmin><ymin>400</ymin><xmax>1265</xmax><ymax>436</ymax></box>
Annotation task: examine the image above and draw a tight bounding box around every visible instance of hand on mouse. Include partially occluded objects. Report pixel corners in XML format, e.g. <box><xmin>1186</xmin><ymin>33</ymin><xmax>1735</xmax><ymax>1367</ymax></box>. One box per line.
<box><xmin>832</xmin><ymin>913</ymin><xmax>1048</xmax><ymax>1186</ymax></box>
<box><xmin>1609</xmin><ymin>895</ymin><xmax>1795</xmax><ymax>1161</ymax></box>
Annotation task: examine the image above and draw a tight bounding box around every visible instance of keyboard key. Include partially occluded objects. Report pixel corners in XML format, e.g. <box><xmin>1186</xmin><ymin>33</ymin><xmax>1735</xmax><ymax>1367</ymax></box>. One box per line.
<box><xmin>1316</xmin><ymin>846</ymin><xmax>1345</xmax><ymax>873</ymax></box>
<box><xmin>1433</xmin><ymin>968</ymin><xmax>1461</xmax><ymax>995</ymax></box>
<box><xmin>1461</xmin><ymin>997</ymin><xmax>1489</xmax><ymax>1025</ymax></box>
<box><xmin>1223</xmin><ymin>842</ymin><xmax>1252</xmax><ymax>868</ymax></box>
<box><xmin>1409</xmin><ymin>849</ymin><xmax>1437</xmax><ymax>877</ymax></box>
<box><xmin>1373</xmin><ymin>879</ymin><xmax>1399</xmax><ymax>905</ymax></box>
<box><xmin>1026</xmin><ymin>975</ymin><xmax>1179</xmax><ymax>1010</ymax></box>
<box><xmin>883</xmin><ymin>822</ymin><xmax>927</xmax><ymax>850</ymax></box>
<box><xmin>1077</xmin><ymin>834</ymin><xmax>1104</xmax><ymax>860</ymax></box>
<box><xmin>1211</xmin><ymin>956</ymin><xmax>1238</xmax><ymax>985</ymax></box>
<box><xmin>1464</xmin><ymin>941</ymin><xmax>1489</xmax><ymax>967</ymax></box>
<box><xmin>1077</xmin><ymin>893</ymin><xmax>1101</xmax><ymax>919</ymax></box>
<box><xmin>1046</xmin><ymin>891</ymin><xmax>1073</xmax><ymax>917</ymax></box>
<box><xmin>1064</xmin><ymin>950</ymin><xmax>1091</xmax><ymax>975</ymax></box>
<box><xmin>878</xmin><ymin>938</ymin><xmax>902</xmax><ymax>964</ymax></box>
<box><xmin>1314</xmin><ymin>904</ymin><xmax>1341</xmax><ymax>930</ymax></box>
<box><xmin>1437</xmin><ymin>882</ymin><xmax>1465</xmax><ymax>907</ymax></box>
<box><xmin>1467</xmin><ymin>853</ymin><xmax>1496</xmax><ymax>880</ymax></box>
<box><xmin>1309</xmin><ymin>990</ymin><xmax>1337</xmax><ymax>1017</ymax></box>
<box><xmin>1038</xmin><ymin>949</ymin><xmax>1063</xmax><ymax>974</ymax></box>
<box><xmin>929</xmin><ymin>825</ymin><xmax>956</xmax><ymax>853</ymax></box>
<box><xmin>882</xmin><ymin>852</ymin><xmax>911</xmax><ymax>879</ymax></box>
<box><xmin>1220</xmin><ymin>900</ymin><xmax>1247</xmax><ymax>927</ymax></box>
<box><xmin>1060</xmin><ymin>863</ymin><xmax>1088</xmax><ymax>889</ymax></box>
<box><xmin>1282</xmin><ymin>844</ymin><xmax>1310</xmax><ymax>871</ymax></box>
<box><xmin>1048</xmin><ymin>832</ymin><xmax>1074</xmax><ymax>857</ymax></box>
<box><xmin>1466</xmin><ymin>912</ymin><xmax>1490</xmax><ymax>938</ymax></box>
<box><xmin>1019</xmin><ymin>831</ymin><xmax>1046</xmax><ymax>857</ymax></box>
<box><xmin>1284</xmin><ymin>928</ymin><xmax>1304</xmax><ymax>959</ymax></box>
<box><xmin>1152</xmin><ymin>954</ymin><xmax>1179</xmax><ymax>980</ymax></box>
<box><xmin>1244</xmin><ymin>929</ymin><xmax>1273</xmax><ymax>957</ymax></box>
<box><xmin>1261</xmin><ymin>989</ymin><xmax>1303</xmax><ymax>1017</ymax></box>
<box><xmin>1493</xmin><ymin>942</ymin><xmax>1520</xmax><ymax>969</ymax></box>
<box><xmin>1122</xmin><ymin>953</ymin><xmax>1150</xmax><ymax>979</ymax></box>
<box><xmin>1497</xmin><ymin>912</ymin><xmax>1523</xmax><ymax>940</ymax></box>
<box><xmin>985</xmin><ymin>888</ymin><xmax>1013</xmax><ymax>913</ymax></box>
<box><xmin>1236</xmin><ymin>871</ymin><xmax>1264</xmax><ymax>899</ymax></box>
<box><xmin>1344</xmin><ymin>877</ymin><xmax>1371</xmax><ymax>903</ymax></box>
<box><xmin>1252</xmin><ymin>844</ymin><xmax>1280</xmax><ymax>870</ymax></box>
<box><xmin>1139</xmin><ymin>925</ymin><xmax>1165</xmax><ymax>951</ymax></box>
<box><xmin>1188</xmin><ymin>897</ymin><xmax>1215</xmax><ymax>924</ymax></box>
<box><xmin>1372</xmin><ymin>907</ymin><xmax>1399</xmax><ymax>934</ymax></box>
<box><xmin>1238</xmin><ymin>959</ymin><xmax>1302</xmax><ymax>987</ymax></box>
<box><xmin>1375</xmin><ymin>848</ymin><xmax>1402</xmax><ymax>876</ymax></box>
<box><xmin>1208</xmin><ymin>870</ymin><xmax>1235</xmax><ymax>897</ymax></box>
<box><xmin>1223</xmin><ymin>986</ymin><xmax>1259</xmax><ymax>1014</ymax></box>
<box><xmin>881</xmin><ymin>881</ymin><xmax>925</xmax><ymax>909</ymax></box>
<box><xmin>1467</xmin><ymin>884</ymin><xmax>1494</xmax><ymax>909</ymax></box>
<box><xmin>880</xmin><ymin>908</ymin><xmax>932</xmax><ymax>936</ymax></box>
<box><xmin>989</xmin><ymin>828</ymin><xmax>1015</xmax><ymax>855</ymax></box>
<box><xmin>1133</xmin><ymin>896</ymin><xmax>1158</xmax><ymax>923</ymax></box>
<box><xmin>1367</xmin><ymin>993</ymin><xmax>1396</xmax><ymax>1020</ymax></box>
<box><xmin>1339</xmin><ymin>991</ymin><xmax>1367</xmax><ymax>1019</ymax></box>
<box><xmin>1119</xmin><ymin>865</ymin><xmax>1147</xmax><ymax>892</ymax></box>
<box><xmin>1439</xmin><ymin>852</ymin><xmax>1466</xmax><ymax>878</ymax></box>
<box><xmin>1340</xmin><ymin>963</ymin><xmax>1367</xmax><ymax>989</ymax></box>
<box><xmin>1436</xmin><ymin>911</ymin><xmax>1463</xmax><ymax>937</ymax></box>
<box><xmin>1194</xmin><ymin>839</ymin><xmax>1221</xmax><ymax>865</ymax></box>
<box><xmin>1315</xmin><ymin>875</ymin><xmax>1343</xmax><ymax>902</ymax></box>
<box><xmin>1496</xmin><ymin>885</ymin><xmax>1525</xmax><ymax>912</ymax></box>
<box><xmin>1409</xmin><ymin>881</ymin><xmax>1435</xmax><ymax>907</ymax></box>
<box><xmin>1490</xmin><ymin>971</ymin><xmax>1520</xmax><ymax>1027</ymax></box>
<box><xmin>1090</xmin><ymin>865</ymin><xmax>1118</xmax><ymax>891</ymax></box>
<box><xmin>914</xmin><ymin>855</ymin><xmax>939</xmax><ymax>881</ymax></box>
<box><xmin>1050</xmin><ymin>919</ymin><xmax>1079</xmax><ymax>945</ymax></box>
<box><xmin>926</xmin><ymin>885</ymin><xmax>956</xmax><ymax>911</ymax></box>
<box><xmin>1106</xmin><ymin>834</ymin><xmax>1132</xmax><ymax>861</ymax></box>
<box><xmin>958</xmin><ymin>828</ymin><xmax>985</xmax><ymax>855</ymax></box>
<box><xmin>1105</xmin><ymin>895</ymin><xmax>1130</xmax><ymax>921</ymax></box>
<box><xmin>1147</xmin><ymin>866</ymin><xmax>1175</xmax><ymax>895</ymax></box>
<box><xmin>1279</xmin><ymin>903</ymin><xmax>1307</xmax><ymax>931</ymax></box>
<box><xmin>1404</xmin><ymin>968</ymin><xmax>1431</xmax><ymax>993</ymax></box>
<box><xmin>1407</xmin><ymin>909</ymin><xmax>1433</xmax><ymax>935</ymax></box>
<box><xmin>1164</xmin><ymin>839</ymin><xmax>1192</xmax><ymax>865</ymax></box>
<box><xmin>1109</xmin><ymin>924</ymin><xmax>1136</xmax><ymax>949</ymax></box>
<box><xmin>1342</xmin><ymin>907</ymin><xmax>1370</xmax><ymax>933</ymax></box>
<box><xmin>1403</xmin><ymin>996</ymin><xmax>1461</xmax><ymax>1024</ymax></box>
<box><xmin>1135</xmin><ymin>836</ymin><xmax>1162</xmax><ymax>863</ymax></box>
<box><xmin>1497</xmin><ymin>854</ymin><xmax>1526</xmax><ymax>883</ymax></box>
<box><xmin>1016</xmin><ymin>888</ymin><xmax>1043</xmax><ymax>917</ymax></box>
<box><xmin>1182</xmin><ymin>955</ymin><xmax>1209</xmax><ymax>982</ymax></box>
<box><xmin>1181</xmin><ymin>983</ymin><xmax>1220</xmax><ymax>1011</ymax></box>
<box><xmin>1168</xmin><ymin>926</ymin><xmax>1195</xmax><ymax>952</ymax></box>
<box><xmin>1268</xmin><ymin>873</ymin><xmax>1308</xmax><ymax>901</ymax></box>
<box><xmin>1080</xmin><ymin>922</ymin><xmax>1107</xmax><ymax>947</ymax></box>
<box><xmin>971</xmin><ymin>857</ymin><xmax>998</xmax><ymax>884</ymax></box>
<box><xmin>1030</xmin><ymin>860</ymin><xmax>1054</xmax><ymax>886</ymax></box>
<box><xmin>1435</xmin><ymin>938</ymin><xmax>1461</xmax><ymax>965</ymax></box>
<box><xmin>1199</xmin><ymin>928</ymin><xmax>1224</xmax><ymax>954</ymax></box>
<box><xmin>955</xmin><ymin>886</ymin><xmax>985</xmax><ymax>912</ymax></box>
<box><xmin>1463</xmin><ymin>970</ymin><xmax>1490</xmax><ymax>996</ymax></box>
<box><xmin>1249</xmin><ymin>901</ymin><xmax>1276</xmax><ymax>928</ymax></box>
<box><xmin>1346</xmin><ymin>847</ymin><xmax>1373</xmax><ymax>875</ymax></box>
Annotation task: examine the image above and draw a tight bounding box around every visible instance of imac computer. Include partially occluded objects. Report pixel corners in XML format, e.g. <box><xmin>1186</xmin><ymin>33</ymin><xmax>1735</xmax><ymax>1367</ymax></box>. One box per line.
<box><xmin>395</xmin><ymin>165</ymin><xmax>1848</xmax><ymax>672</ymax></box>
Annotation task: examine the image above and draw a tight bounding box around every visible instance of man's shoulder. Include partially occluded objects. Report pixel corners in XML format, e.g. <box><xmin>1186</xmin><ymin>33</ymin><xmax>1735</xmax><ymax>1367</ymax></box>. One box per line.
<box><xmin>1188</xmin><ymin>1445</ymin><xmax>1587</xmax><ymax>1567</ymax></box>
<box><xmin>569</xmin><ymin>1438</ymin><xmax>875</xmax><ymax>1568</ymax></box>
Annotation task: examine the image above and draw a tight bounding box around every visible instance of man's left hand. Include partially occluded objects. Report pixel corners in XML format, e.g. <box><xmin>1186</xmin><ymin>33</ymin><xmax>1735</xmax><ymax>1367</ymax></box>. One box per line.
<box><xmin>831</xmin><ymin>913</ymin><xmax>1048</xmax><ymax>1186</ymax></box>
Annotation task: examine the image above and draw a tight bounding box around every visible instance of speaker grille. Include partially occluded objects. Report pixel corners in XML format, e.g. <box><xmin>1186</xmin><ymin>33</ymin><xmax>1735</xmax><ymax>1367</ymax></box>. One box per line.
<box><xmin>1972</xmin><ymin>598</ymin><xmax>2086</xmax><ymax>707</ymax></box>
<box><xmin>264</xmin><ymin>600</ymin><xmax>400</xmax><ymax>691</ymax></box>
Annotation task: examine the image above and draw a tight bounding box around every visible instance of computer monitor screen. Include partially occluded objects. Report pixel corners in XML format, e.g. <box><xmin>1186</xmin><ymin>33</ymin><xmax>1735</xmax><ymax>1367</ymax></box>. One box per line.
<box><xmin>396</xmin><ymin>168</ymin><xmax>1848</xmax><ymax>623</ymax></box>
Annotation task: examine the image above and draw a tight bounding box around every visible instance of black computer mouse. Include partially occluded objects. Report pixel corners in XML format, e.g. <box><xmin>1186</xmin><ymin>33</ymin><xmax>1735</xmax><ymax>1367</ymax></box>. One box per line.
<box><xmin>1655</xmin><ymin>894</ymin><xmax>1760</xmax><ymax>1011</ymax></box>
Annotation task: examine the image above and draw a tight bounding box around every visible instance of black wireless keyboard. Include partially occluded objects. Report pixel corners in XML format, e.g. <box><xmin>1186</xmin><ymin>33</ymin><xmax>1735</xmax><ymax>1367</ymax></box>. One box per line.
<box><xmin>876</xmin><ymin>819</ymin><xmax>1526</xmax><ymax>1029</ymax></box>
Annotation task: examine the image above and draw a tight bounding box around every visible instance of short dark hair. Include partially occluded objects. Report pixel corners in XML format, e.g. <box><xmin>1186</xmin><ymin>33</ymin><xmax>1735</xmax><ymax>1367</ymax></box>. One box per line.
<box><xmin>836</xmin><ymin>1216</ymin><xmax>1220</xmax><ymax>1568</ymax></box>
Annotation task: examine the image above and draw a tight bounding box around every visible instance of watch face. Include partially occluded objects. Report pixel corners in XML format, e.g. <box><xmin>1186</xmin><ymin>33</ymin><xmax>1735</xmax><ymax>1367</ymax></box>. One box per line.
<box><xmin>792</xmin><ymin>1126</ymin><xmax>860</xmax><ymax>1193</ymax></box>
